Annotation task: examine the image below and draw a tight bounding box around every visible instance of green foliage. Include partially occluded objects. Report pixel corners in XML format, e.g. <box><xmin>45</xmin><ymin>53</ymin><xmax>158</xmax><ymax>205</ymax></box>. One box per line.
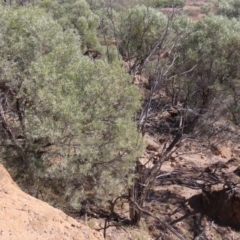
<box><xmin>201</xmin><ymin>4</ymin><xmax>212</xmax><ymax>15</ymax></box>
<box><xmin>0</xmin><ymin>6</ymin><xmax>143</xmax><ymax>209</ymax></box>
<box><xmin>94</xmin><ymin>4</ymin><xmax>119</xmax><ymax>42</ymax></box>
<box><xmin>117</xmin><ymin>5</ymin><xmax>168</xmax><ymax>60</ymax></box>
<box><xmin>212</xmin><ymin>0</ymin><xmax>240</xmax><ymax>18</ymax></box>
<box><xmin>86</xmin><ymin>0</ymin><xmax>144</xmax><ymax>11</ymax></box>
<box><xmin>103</xmin><ymin>45</ymin><xmax>120</xmax><ymax>63</ymax></box>
<box><xmin>1</xmin><ymin>0</ymin><xmax>101</xmax><ymax>50</ymax></box>
<box><xmin>37</xmin><ymin>0</ymin><xmax>100</xmax><ymax>50</ymax></box>
<box><xmin>150</xmin><ymin>0</ymin><xmax>185</xmax><ymax>8</ymax></box>
<box><xmin>176</xmin><ymin>15</ymin><xmax>240</xmax><ymax>84</ymax></box>
<box><xmin>166</xmin><ymin>15</ymin><xmax>240</xmax><ymax>131</ymax></box>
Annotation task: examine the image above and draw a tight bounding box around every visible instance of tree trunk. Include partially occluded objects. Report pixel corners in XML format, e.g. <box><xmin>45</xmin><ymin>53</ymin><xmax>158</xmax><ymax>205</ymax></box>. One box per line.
<box><xmin>129</xmin><ymin>119</ymin><xmax>183</xmax><ymax>225</ymax></box>
<box><xmin>129</xmin><ymin>162</ymin><xmax>145</xmax><ymax>225</ymax></box>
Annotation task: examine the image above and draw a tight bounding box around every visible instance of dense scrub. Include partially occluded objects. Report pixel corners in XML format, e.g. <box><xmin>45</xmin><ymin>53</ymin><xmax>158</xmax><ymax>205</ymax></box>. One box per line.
<box><xmin>1</xmin><ymin>0</ymin><xmax>240</xmax><ymax>236</ymax></box>
<box><xmin>0</xmin><ymin>4</ymin><xmax>142</xmax><ymax>209</ymax></box>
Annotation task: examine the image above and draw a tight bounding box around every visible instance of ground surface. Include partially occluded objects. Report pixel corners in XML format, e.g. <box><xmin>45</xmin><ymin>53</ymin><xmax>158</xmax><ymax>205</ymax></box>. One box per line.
<box><xmin>161</xmin><ymin>0</ymin><xmax>210</xmax><ymax>20</ymax></box>
<box><xmin>142</xmin><ymin>133</ymin><xmax>240</xmax><ymax>240</ymax></box>
<box><xmin>0</xmin><ymin>164</ymin><xmax>104</xmax><ymax>240</ymax></box>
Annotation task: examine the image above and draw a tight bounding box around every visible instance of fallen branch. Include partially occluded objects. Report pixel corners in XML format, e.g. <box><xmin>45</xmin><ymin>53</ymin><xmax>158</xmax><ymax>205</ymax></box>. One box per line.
<box><xmin>130</xmin><ymin>199</ymin><xmax>186</xmax><ymax>240</ymax></box>
<box><xmin>156</xmin><ymin>171</ymin><xmax>178</xmax><ymax>179</ymax></box>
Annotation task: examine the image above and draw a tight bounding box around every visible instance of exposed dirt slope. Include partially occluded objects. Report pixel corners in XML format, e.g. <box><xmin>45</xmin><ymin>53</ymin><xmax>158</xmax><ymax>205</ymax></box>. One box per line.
<box><xmin>0</xmin><ymin>164</ymin><xmax>104</xmax><ymax>240</ymax></box>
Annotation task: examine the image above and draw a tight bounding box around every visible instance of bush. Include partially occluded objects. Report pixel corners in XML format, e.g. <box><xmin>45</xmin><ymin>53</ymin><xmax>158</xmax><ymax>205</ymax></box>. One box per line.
<box><xmin>0</xmin><ymin>5</ymin><xmax>143</xmax><ymax>209</ymax></box>
<box><xmin>151</xmin><ymin>0</ymin><xmax>185</xmax><ymax>8</ymax></box>
<box><xmin>117</xmin><ymin>5</ymin><xmax>168</xmax><ymax>61</ymax></box>
<box><xmin>165</xmin><ymin>15</ymin><xmax>240</xmax><ymax>132</ymax></box>
<box><xmin>21</xmin><ymin>0</ymin><xmax>101</xmax><ymax>50</ymax></box>
<box><xmin>212</xmin><ymin>0</ymin><xmax>240</xmax><ymax>19</ymax></box>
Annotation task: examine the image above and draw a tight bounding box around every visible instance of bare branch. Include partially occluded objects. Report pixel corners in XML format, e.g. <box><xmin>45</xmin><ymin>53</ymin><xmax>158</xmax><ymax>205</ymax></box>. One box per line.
<box><xmin>130</xmin><ymin>199</ymin><xmax>186</xmax><ymax>240</ymax></box>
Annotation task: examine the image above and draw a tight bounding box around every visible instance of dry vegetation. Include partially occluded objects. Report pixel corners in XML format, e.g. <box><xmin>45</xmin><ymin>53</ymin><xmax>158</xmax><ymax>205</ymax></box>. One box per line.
<box><xmin>1</xmin><ymin>0</ymin><xmax>240</xmax><ymax>240</ymax></box>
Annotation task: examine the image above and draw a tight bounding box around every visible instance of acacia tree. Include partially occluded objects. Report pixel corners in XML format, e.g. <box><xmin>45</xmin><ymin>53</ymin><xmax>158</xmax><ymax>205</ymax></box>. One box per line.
<box><xmin>126</xmin><ymin>15</ymin><xmax>190</xmax><ymax>230</ymax></box>
<box><xmin>123</xmin><ymin>12</ymin><xmax>240</xmax><ymax>237</ymax></box>
<box><xmin>169</xmin><ymin>15</ymin><xmax>240</xmax><ymax>130</ymax></box>
<box><xmin>117</xmin><ymin>5</ymin><xmax>169</xmax><ymax>74</ymax></box>
<box><xmin>2</xmin><ymin>0</ymin><xmax>101</xmax><ymax>50</ymax></box>
<box><xmin>0</xmin><ymin>5</ymin><xmax>143</xmax><ymax>209</ymax></box>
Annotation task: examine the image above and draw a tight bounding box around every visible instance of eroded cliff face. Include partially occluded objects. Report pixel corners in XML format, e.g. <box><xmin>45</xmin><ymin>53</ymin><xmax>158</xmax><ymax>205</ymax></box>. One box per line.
<box><xmin>0</xmin><ymin>164</ymin><xmax>104</xmax><ymax>240</ymax></box>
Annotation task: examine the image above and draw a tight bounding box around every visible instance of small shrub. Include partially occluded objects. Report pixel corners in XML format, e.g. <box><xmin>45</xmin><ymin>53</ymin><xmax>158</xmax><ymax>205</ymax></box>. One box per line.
<box><xmin>151</xmin><ymin>0</ymin><xmax>185</xmax><ymax>8</ymax></box>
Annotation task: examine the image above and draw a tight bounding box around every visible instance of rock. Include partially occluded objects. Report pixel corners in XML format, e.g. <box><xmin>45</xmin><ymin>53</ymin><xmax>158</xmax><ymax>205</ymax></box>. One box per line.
<box><xmin>145</xmin><ymin>135</ymin><xmax>160</xmax><ymax>152</ymax></box>
<box><xmin>133</xmin><ymin>75</ymin><xmax>148</xmax><ymax>85</ymax></box>
<box><xmin>0</xmin><ymin>164</ymin><xmax>104</xmax><ymax>240</ymax></box>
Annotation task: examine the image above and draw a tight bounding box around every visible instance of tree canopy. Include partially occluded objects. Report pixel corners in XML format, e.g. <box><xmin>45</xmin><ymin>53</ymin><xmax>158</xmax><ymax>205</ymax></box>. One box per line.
<box><xmin>0</xmin><ymin>5</ymin><xmax>142</xmax><ymax>208</ymax></box>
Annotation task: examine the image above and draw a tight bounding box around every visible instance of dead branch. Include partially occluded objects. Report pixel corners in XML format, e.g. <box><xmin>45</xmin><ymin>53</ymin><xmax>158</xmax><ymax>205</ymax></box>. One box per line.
<box><xmin>130</xmin><ymin>199</ymin><xmax>186</xmax><ymax>240</ymax></box>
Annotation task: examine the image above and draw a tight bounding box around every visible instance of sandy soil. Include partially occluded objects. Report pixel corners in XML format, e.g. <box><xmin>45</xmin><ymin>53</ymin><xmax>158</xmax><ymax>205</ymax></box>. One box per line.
<box><xmin>0</xmin><ymin>164</ymin><xmax>104</xmax><ymax>240</ymax></box>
